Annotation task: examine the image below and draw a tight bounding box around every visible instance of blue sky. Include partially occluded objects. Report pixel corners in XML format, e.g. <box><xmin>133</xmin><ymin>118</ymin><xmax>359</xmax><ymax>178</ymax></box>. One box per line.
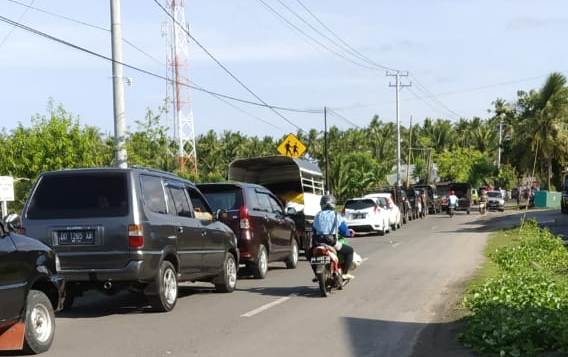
<box><xmin>0</xmin><ymin>0</ymin><xmax>567</xmax><ymax>137</ymax></box>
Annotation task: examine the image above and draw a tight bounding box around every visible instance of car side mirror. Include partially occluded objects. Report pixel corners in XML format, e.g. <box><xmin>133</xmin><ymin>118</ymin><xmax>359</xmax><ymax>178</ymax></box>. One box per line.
<box><xmin>286</xmin><ymin>207</ymin><xmax>297</xmax><ymax>216</ymax></box>
<box><xmin>3</xmin><ymin>213</ymin><xmax>20</xmax><ymax>233</ymax></box>
<box><xmin>214</xmin><ymin>209</ymin><xmax>228</xmax><ymax>221</ymax></box>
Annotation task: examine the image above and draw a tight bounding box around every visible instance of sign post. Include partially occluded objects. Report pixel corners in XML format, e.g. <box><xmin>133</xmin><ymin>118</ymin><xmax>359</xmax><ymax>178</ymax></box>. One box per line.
<box><xmin>277</xmin><ymin>134</ymin><xmax>306</xmax><ymax>159</ymax></box>
<box><xmin>0</xmin><ymin>176</ymin><xmax>15</xmax><ymax>218</ymax></box>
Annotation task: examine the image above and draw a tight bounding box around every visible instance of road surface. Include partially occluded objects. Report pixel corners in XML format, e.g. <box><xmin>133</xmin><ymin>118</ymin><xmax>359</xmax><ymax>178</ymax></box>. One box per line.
<box><xmin>16</xmin><ymin>210</ymin><xmax>530</xmax><ymax>357</ymax></box>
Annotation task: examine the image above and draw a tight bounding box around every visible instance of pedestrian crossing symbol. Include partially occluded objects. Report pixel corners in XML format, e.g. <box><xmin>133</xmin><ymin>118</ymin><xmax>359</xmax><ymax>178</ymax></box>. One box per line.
<box><xmin>277</xmin><ymin>134</ymin><xmax>306</xmax><ymax>158</ymax></box>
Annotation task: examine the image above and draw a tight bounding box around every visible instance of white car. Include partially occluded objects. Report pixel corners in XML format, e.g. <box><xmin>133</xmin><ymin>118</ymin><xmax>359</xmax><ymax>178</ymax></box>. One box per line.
<box><xmin>364</xmin><ymin>193</ymin><xmax>402</xmax><ymax>230</ymax></box>
<box><xmin>343</xmin><ymin>198</ymin><xmax>390</xmax><ymax>235</ymax></box>
<box><xmin>487</xmin><ymin>191</ymin><xmax>505</xmax><ymax>212</ymax></box>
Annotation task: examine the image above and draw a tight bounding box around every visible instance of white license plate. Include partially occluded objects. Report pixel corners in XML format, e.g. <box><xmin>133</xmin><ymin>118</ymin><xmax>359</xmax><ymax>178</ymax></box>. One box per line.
<box><xmin>57</xmin><ymin>230</ymin><xmax>96</xmax><ymax>245</ymax></box>
<box><xmin>310</xmin><ymin>256</ymin><xmax>331</xmax><ymax>264</ymax></box>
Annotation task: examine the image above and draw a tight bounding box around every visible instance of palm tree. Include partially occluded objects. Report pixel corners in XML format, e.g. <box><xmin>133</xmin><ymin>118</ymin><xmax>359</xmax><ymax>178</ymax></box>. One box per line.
<box><xmin>525</xmin><ymin>73</ymin><xmax>568</xmax><ymax>189</ymax></box>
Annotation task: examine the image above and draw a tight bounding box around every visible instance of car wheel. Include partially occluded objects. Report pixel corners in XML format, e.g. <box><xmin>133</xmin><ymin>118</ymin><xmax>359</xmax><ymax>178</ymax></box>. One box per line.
<box><xmin>252</xmin><ymin>244</ymin><xmax>268</xmax><ymax>279</ymax></box>
<box><xmin>148</xmin><ymin>261</ymin><xmax>177</xmax><ymax>312</ymax></box>
<box><xmin>23</xmin><ymin>290</ymin><xmax>55</xmax><ymax>355</ymax></box>
<box><xmin>285</xmin><ymin>239</ymin><xmax>299</xmax><ymax>269</ymax></box>
<box><xmin>215</xmin><ymin>253</ymin><xmax>238</xmax><ymax>293</ymax></box>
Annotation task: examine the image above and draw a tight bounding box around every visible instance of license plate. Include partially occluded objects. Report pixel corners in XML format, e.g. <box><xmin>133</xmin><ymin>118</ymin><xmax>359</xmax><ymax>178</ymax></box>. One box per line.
<box><xmin>310</xmin><ymin>256</ymin><xmax>331</xmax><ymax>265</ymax></box>
<box><xmin>352</xmin><ymin>213</ymin><xmax>366</xmax><ymax>219</ymax></box>
<box><xmin>57</xmin><ymin>230</ymin><xmax>96</xmax><ymax>245</ymax></box>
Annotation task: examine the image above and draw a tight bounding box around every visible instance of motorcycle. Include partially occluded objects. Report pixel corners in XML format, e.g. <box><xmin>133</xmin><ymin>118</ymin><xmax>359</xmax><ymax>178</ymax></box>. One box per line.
<box><xmin>448</xmin><ymin>203</ymin><xmax>456</xmax><ymax>218</ymax></box>
<box><xmin>310</xmin><ymin>237</ymin><xmax>359</xmax><ymax>297</ymax></box>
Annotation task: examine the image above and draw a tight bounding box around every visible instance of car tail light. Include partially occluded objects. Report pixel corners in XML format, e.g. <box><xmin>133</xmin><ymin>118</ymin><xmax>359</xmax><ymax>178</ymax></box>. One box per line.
<box><xmin>239</xmin><ymin>206</ymin><xmax>250</xmax><ymax>230</ymax></box>
<box><xmin>128</xmin><ymin>224</ymin><xmax>144</xmax><ymax>249</ymax></box>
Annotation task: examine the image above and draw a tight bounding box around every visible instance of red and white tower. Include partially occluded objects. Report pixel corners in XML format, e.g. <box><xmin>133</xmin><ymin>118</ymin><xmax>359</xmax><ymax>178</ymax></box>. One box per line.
<box><xmin>166</xmin><ymin>0</ymin><xmax>197</xmax><ymax>175</ymax></box>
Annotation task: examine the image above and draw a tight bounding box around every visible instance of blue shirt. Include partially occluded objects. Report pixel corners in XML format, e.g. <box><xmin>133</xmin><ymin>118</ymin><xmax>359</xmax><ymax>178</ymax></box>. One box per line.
<box><xmin>313</xmin><ymin>209</ymin><xmax>351</xmax><ymax>237</ymax></box>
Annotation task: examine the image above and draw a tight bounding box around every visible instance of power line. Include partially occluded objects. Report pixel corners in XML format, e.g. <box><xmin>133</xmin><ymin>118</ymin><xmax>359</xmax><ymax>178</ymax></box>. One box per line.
<box><xmin>293</xmin><ymin>0</ymin><xmax>398</xmax><ymax>72</ymax></box>
<box><xmin>151</xmin><ymin>0</ymin><xmax>301</xmax><ymax>130</ymax></box>
<box><xmin>0</xmin><ymin>0</ymin><xmax>35</xmax><ymax>49</ymax></box>
<box><xmin>272</xmin><ymin>0</ymin><xmax>384</xmax><ymax>71</ymax></box>
<box><xmin>4</xmin><ymin>0</ymin><xmax>296</xmax><ymax>129</ymax></box>
<box><xmin>255</xmin><ymin>0</ymin><xmax>379</xmax><ymax>71</ymax></box>
<box><xmin>410</xmin><ymin>75</ymin><xmax>463</xmax><ymax>118</ymax></box>
<box><xmin>328</xmin><ymin>109</ymin><xmax>361</xmax><ymax>128</ymax></box>
<box><xmin>0</xmin><ymin>14</ymin><xmax>320</xmax><ymax>116</ymax></box>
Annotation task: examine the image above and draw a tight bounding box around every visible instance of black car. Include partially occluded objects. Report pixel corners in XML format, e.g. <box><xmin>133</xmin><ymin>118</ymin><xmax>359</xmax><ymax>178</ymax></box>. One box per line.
<box><xmin>0</xmin><ymin>217</ymin><xmax>64</xmax><ymax>354</ymax></box>
<box><xmin>20</xmin><ymin>167</ymin><xmax>239</xmax><ymax>312</ymax></box>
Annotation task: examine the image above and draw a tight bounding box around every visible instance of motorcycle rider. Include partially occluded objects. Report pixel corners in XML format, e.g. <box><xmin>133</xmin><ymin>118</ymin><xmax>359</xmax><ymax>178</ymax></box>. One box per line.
<box><xmin>312</xmin><ymin>195</ymin><xmax>355</xmax><ymax>280</ymax></box>
<box><xmin>448</xmin><ymin>190</ymin><xmax>459</xmax><ymax>215</ymax></box>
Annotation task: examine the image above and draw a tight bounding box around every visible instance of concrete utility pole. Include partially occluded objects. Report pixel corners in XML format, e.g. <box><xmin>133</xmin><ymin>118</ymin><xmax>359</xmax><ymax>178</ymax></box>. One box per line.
<box><xmin>406</xmin><ymin>115</ymin><xmax>413</xmax><ymax>187</ymax></box>
<box><xmin>497</xmin><ymin>118</ymin><xmax>503</xmax><ymax>171</ymax></box>
<box><xmin>324</xmin><ymin>106</ymin><xmax>329</xmax><ymax>194</ymax></box>
<box><xmin>387</xmin><ymin>71</ymin><xmax>411</xmax><ymax>187</ymax></box>
<box><xmin>110</xmin><ymin>0</ymin><xmax>127</xmax><ymax>168</ymax></box>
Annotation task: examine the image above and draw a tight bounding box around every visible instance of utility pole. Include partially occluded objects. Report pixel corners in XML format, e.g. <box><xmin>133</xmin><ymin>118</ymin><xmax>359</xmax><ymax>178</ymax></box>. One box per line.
<box><xmin>110</xmin><ymin>0</ymin><xmax>127</xmax><ymax>168</ymax></box>
<box><xmin>324</xmin><ymin>106</ymin><xmax>329</xmax><ymax>194</ymax></box>
<box><xmin>406</xmin><ymin>115</ymin><xmax>413</xmax><ymax>187</ymax></box>
<box><xmin>387</xmin><ymin>71</ymin><xmax>411</xmax><ymax>187</ymax></box>
<box><xmin>497</xmin><ymin>118</ymin><xmax>503</xmax><ymax>171</ymax></box>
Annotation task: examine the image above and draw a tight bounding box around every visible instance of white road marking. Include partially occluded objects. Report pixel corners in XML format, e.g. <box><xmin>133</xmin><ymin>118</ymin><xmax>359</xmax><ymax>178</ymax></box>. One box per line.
<box><xmin>391</xmin><ymin>242</ymin><xmax>401</xmax><ymax>248</ymax></box>
<box><xmin>362</xmin><ymin>257</ymin><xmax>369</xmax><ymax>263</ymax></box>
<box><xmin>241</xmin><ymin>294</ymin><xmax>296</xmax><ymax>318</ymax></box>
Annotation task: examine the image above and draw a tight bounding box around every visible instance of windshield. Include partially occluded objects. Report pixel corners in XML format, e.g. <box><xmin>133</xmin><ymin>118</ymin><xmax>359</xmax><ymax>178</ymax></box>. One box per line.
<box><xmin>345</xmin><ymin>199</ymin><xmax>375</xmax><ymax>210</ymax></box>
<box><xmin>27</xmin><ymin>173</ymin><xmax>129</xmax><ymax>219</ymax></box>
<box><xmin>199</xmin><ymin>186</ymin><xmax>243</xmax><ymax>211</ymax></box>
<box><xmin>488</xmin><ymin>192</ymin><xmax>502</xmax><ymax>198</ymax></box>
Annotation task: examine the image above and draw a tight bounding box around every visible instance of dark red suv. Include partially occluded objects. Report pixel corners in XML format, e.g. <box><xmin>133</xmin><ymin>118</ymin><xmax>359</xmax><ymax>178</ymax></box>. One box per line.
<box><xmin>198</xmin><ymin>183</ymin><xmax>299</xmax><ymax>279</ymax></box>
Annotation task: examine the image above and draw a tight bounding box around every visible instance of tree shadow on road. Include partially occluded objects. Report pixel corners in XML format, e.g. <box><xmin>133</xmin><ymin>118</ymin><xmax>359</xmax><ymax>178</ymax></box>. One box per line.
<box><xmin>343</xmin><ymin>317</ymin><xmax>472</xmax><ymax>357</ymax></box>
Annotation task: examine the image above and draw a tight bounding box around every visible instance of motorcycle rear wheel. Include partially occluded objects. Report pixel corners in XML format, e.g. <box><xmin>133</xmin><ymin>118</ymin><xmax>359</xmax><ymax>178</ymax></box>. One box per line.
<box><xmin>317</xmin><ymin>271</ymin><xmax>330</xmax><ymax>297</ymax></box>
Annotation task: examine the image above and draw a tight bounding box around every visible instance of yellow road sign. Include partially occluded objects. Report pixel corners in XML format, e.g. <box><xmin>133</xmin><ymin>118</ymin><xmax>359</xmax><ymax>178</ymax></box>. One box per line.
<box><xmin>277</xmin><ymin>134</ymin><xmax>306</xmax><ymax>158</ymax></box>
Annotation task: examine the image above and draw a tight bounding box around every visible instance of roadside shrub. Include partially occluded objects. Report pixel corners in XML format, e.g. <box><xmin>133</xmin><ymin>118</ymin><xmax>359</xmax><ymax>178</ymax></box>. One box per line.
<box><xmin>462</xmin><ymin>221</ymin><xmax>568</xmax><ymax>356</ymax></box>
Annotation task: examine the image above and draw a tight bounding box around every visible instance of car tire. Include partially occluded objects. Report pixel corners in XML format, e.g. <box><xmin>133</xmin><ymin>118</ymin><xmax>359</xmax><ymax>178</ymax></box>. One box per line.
<box><xmin>215</xmin><ymin>253</ymin><xmax>238</xmax><ymax>293</ymax></box>
<box><xmin>23</xmin><ymin>290</ymin><xmax>55</xmax><ymax>355</ymax></box>
<box><xmin>252</xmin><ymin>244</ymin><xmax>268</xmax><ymax>279</ymax></box>
<box><xmin>285</xmin><ymin>239</ymin><xmax>299</xmax><ymax>269</ymax></box>
<box><xmin>148</xmin><ymin>261</ymin><xmax>177</xmax><ymax>313</ymax></box>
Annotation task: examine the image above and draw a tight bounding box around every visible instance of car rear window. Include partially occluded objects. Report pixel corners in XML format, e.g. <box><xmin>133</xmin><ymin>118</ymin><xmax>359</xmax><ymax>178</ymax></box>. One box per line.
<box><xmin>345</xmin><ymin>199</ymin><xmax>375</xmax><ymax>210</ymax></box>
<box><xmin>199</xmin><ymin>186</ymin><xmax>243</xmax><ymax>211</ymax></box>
<box><xmin>27</xmin><ymin>173</ymin><xmax>129</xmax><ymax>219</ymax></box>
<box><xmin>488</xmin><ymin>192</ymin><xmax>501</xmax><ymax>198</ymax></box>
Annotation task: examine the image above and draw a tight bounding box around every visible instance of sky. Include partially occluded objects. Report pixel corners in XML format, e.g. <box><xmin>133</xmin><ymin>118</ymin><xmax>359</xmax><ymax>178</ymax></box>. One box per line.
<box><xmin>0</xmin><ymin>0</ymin><xmax>567</xmax><ymax>138</ymax></box>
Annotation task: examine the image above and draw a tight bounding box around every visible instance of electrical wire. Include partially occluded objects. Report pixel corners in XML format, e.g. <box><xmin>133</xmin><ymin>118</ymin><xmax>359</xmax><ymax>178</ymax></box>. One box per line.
<box><xmin>255</xmin><ymin>0</ymin><xmax>379</xmax><ymax>71</ymax></box>
<box><xmin>328</xmin><ymin>109</ymin><xmax>361</xmax><ymax>128</ymax></box>
<box><xmin>0</xmin><ymin>14</ymin><xmax>321</xmax><ymax>117</ymax></box>
<box><xmin>293</xmin><ymin>0</ymin><xmax>398</xmax><ymax>72</ymax></box>
<box><xmin>152</xmin><ymin>0</ymin><xmax>301</xmax><ymax>130</ymax></box>
<box><xmin>0</xmin><ymin>0</ymin><xmax>35</xmax><ymax>48</ymax></box>
<box><xmin>4</xmin><ymin>0</ymin><xmax>299</xmax><ymax>129</ymax></box>
<box><xmin>410</xmin><ymin>75</ymin><xmax>463</xmax><ymax>118</ymax></box>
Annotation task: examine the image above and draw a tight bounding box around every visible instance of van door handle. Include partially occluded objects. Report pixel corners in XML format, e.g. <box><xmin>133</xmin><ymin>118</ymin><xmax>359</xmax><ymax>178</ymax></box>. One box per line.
<box><xmin>177</xmin><ymin>226</ymin><xmax>184</xmax><ymax>234</ymax></box>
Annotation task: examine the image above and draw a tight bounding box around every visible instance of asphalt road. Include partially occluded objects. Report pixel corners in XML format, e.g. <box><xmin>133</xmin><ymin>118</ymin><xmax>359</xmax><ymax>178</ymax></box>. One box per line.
<box><xmin>21</xmin><ymin>211</ymin><xmax>512</xmax><ymax>357</ymax></box>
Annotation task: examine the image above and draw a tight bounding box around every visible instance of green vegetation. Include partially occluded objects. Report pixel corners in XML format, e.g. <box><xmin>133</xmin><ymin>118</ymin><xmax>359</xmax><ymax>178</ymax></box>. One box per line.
<box><xmin>1</xmin><ymin>72</ymin><xmax>568</xmax><ymax>209</ymax></box>
<box><xmin>462</xmin><ymin>221</ymin><xmax>568</xmax><ymax>356</ymax></box>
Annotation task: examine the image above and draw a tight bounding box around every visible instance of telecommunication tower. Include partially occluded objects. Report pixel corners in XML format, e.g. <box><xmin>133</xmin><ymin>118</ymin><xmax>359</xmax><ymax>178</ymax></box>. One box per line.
<box><xmin>165</xmin><ymin>0</ymin><xmax>197</xmax><ymax>175</ymax></box>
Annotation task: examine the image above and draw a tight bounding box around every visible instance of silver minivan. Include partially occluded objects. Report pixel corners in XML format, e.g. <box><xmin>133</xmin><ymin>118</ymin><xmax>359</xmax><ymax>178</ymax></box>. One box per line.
<box><xmin>21</xmin><ymin>167</ymin><xmax>239</xmax><ymax>312</ymax></box>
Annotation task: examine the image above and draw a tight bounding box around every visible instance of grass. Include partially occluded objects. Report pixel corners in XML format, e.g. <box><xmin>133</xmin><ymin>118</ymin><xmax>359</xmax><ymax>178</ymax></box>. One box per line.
<box><xmin>460</xmin><ymin>222</ymin><xmax>568</xmax><ymax>356</ymax></box>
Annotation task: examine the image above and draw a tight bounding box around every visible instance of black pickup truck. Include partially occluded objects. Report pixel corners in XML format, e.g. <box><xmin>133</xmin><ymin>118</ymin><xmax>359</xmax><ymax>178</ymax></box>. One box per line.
<box><xmin>0</xmin><ymin>216</ymin><xmax>65</xmax><ymax>354</ymax></box>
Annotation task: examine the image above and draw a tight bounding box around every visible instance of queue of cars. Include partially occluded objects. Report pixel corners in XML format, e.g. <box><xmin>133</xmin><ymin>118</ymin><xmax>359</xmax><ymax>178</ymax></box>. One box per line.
<box><xmin>0</xmin><ymin>156</ymin><xmax>324</xmax><ymax>354</ymax></box>
<box><xmin>0</xmin><ymin>158</ymin><xmax>510</xmax><ymax>354</ymax></box>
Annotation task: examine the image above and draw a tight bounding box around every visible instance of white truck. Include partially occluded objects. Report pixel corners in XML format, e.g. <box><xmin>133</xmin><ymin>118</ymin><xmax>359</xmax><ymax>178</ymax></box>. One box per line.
<box><xmin>228</xmin><ymin>156</ymin><xmax>325</xmax><ymax>253</ymax></box>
